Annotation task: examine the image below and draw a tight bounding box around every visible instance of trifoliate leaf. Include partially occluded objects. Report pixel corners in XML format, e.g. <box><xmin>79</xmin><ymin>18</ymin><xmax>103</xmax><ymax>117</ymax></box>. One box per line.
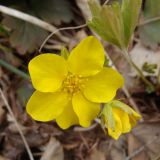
<box><xmin>88</xmin><ymin>0</ymin><xmax>142</xmax><ymax>49</ymax></box>
<box><xmin>88</xmin><ymin>0</ymin><xmax>124</xmax><ymax>49</ymax></box>
<box><xmin>139</xmin><ymin>0</ymin><xmax>160</xmax><ymax>49</ymax></box>
<box><xmin>2</xmin><ymin>16</ymin><xmax>48</xmax><ymax>55</ymax></box>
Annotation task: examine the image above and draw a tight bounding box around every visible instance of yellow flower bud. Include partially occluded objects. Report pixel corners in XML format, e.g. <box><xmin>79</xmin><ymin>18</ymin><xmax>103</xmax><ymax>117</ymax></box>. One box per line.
<box><xmin>101</xmin><ymin>100</ymin><xmax>141</xmax><ymax>140</ymax></box>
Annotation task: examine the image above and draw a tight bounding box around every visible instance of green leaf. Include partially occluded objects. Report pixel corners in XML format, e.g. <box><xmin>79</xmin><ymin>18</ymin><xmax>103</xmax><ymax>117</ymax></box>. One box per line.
<box><xmin>30</xmin><ymin>0</ymin><xmax>73</xmax><ymax>25</ymax></box>
<box><xmin>145</xmin><ymin>85</ymin><xmax>155</xmax><ymax>93</ymax></box>
<box><xmin>88</xmin><ymin>0</ymin><xmax>101</xmax><ymax>17</ymax></box>
<box><xmin>101</xmin><ymin>3</ymin><xmax>124</xmax><ymax>47</ymax></box>
<box><xmin>121</xmin><ymin>0</ymin><xmax>142</xmax><ymax>47</ymax></box>
<box><xmin>2</xmin><ymin>16</ymin><xmax>48</xmax><ymax>55</ymax></box>
<box><xmin>142</xmin><ymin>62</ymin><xmax>157</xmax><ymax>74</ymax></box>
<box><xmin>60</xmin><ymin>47</ymin><xmax>70</xmax><ymax>60</ymax></box>
<box><xmin>139</xmin><ymin>0</ymin><xmax>160</xmax><ymax>49</ymax></box>
<box><xmin>104</xmin><ymin>56</ymin><xmax>110</xmax><ymax>66</ymax></box>
<box><xmin>88</xmin><ymin>0</ymin><xmax>124</xmax><ymax>49</ymax></box>
<box><xmin>16</xmin><ymin>82</ymin><xmax>34</xmax><ymax>106</ymax></box>
<box><xmin>88</xmin><ymin>0</ymin><xmax>142</xmax><ymax>49</ymax></box>
<box><xmin>0</xmin><ymin>24</ymin><xmax>9</xmax><ymax>35</ymax></box>
<box><xmin>143</xmin><ymin>0</ymin><xmax>160</xmax><ymax>18</ymax></box>
<box><xmin>2</xmin><ymin>0</ymin><xmax>73</xmax><ymax>25</ymax></box>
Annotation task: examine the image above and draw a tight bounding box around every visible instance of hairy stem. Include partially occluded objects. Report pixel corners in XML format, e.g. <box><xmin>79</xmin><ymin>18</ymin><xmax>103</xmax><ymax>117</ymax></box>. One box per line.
<box><xmin>104</xmin><ymin>51</ymin><xmax>143</xmax><ymax>118</ymax></box>
<box><xmin>122</xmin><ymin>49</ymin><xmax>155</xmax><ymax>91</ymax></box>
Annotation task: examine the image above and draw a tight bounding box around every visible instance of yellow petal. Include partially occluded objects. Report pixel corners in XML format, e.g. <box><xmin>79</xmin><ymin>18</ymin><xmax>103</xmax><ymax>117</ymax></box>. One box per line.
<box><xmin>26</xmin><ymin>91</ymin><xmax>69</xmax><ymax>121</ymax></box>
<box><xmin>108</xmin><ymin>111</ymin><xmax>122</xmax><ymax>140</ymax></box>
<box><xmin>56</xmin><ymin>101</ymin><xmax>79</xmax><ymax>129</ymax></box>
<box><xmin>67</xmin><ymin>36</ymin><xmax>105</xmax><ymax>77</ymax></box>
<box><xmin>29</xmin><ymin>54</ymin><xmax>68</xmax><ymax>92</ymax></box>
<box><xmin>131</xmin><ymin>109</ymin><xmax>141</xmax><ymax>119</ymax></box>
<box><xmin>129</xmin><ymin>109</ymin><xmax>141</xmax><ymax>127</ymax></box>
<box><xmin>113</xmin><ymin>108</ymin><xmax>131</xmax><ymax>133</ymax></box>
<box><xmin>72</xmin><ymin>92</ymin><xmax>100</xmax><ymax>127</ymax></box>
<box><xmin>83</xmin><ymin>67</ymin><xmax>124</xmax><ymax>103</ymax></box>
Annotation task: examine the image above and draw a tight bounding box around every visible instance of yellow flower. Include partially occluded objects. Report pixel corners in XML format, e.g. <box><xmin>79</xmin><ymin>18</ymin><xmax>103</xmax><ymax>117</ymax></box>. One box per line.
<box><xmin>26</xmin><ymin>36</ymin><xmax>124</xmax><ymax>129</ymax></box>
<box><xmin>102</xmin><ymin>100</ymin><xmax>141</xmax><ymax>140</ymax></box>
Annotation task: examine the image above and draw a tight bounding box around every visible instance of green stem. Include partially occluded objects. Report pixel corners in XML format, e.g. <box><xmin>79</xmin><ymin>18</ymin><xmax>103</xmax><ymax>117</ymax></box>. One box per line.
<box><xmin>0</xmin><ymin>59</ymin><xmax>30</xmax><ymax>80</ymax></box>
<box><xmin>122</xmin><ymin>49</ymin><xmax>155</xmax><ymax>91</ymax></box>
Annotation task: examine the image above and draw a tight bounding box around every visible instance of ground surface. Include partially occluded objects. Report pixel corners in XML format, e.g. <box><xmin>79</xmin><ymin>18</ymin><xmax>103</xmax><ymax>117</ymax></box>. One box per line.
<box><xmin>0</xmin><ymin>0</ymin><xmax>160</xmax><ymax>160</ymax></box>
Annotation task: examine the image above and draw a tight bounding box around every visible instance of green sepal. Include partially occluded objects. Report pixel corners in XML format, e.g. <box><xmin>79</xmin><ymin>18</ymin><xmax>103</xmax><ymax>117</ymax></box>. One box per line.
<box><xmin>109</xmin><ymin>100</ymin><xmax>132</xmax><ymax>114</ymax></box>
<box><xmin>101</xmin><ymin>103</ymin><xmax>115</xmax><ymax>131</ymax></box>
<box><xmin>60</xmin><ymin>47</ymin><xmax>70</xmax><ymax>60</ymax></box>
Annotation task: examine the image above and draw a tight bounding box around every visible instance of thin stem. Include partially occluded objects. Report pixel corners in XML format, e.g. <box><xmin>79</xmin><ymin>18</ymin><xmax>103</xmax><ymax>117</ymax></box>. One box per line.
<box><xmin>125</xmin><ymin>135</ymin><xmax>158</xmax><ymax>160</ymax></box>
<box><xmin>0</xmin><ymin>59</ymin><xmax>30</xmax><ymax>80</ymax></box>
<box><xmin>0</xmin><ymin>88</ymin><xmax>34</xmax><ymax>160</ymax></box>
<box><xmin>104</xmin><ymin>51</ymin><xmax>143</xmax><ymax>117</ymax></box>
<box><xmin>39</xmin><ymin>23</ymin><xmax>87</xmax><ymax>53</ymax></box>
<box><xmin>122</xmin><ymin>49</ymin><xmax>155</xmax><ymax>90</ymax></box>
<box><xmin>139</xmin><ymin>16</ymin><xmax>160</xmax><ymax>26</ymax></box>
<box><xmin>103</xmin><ymin>0</ymin><xmax>110</xmax><ymax>5</ymax></box>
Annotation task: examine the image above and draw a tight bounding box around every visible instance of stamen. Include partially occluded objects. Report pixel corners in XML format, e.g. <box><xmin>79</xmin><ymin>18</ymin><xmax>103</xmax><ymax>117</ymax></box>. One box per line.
<box><xmin>62</xmin><ymin>74</ymin><xmax>86</xmax><ymax>94</ymax></box>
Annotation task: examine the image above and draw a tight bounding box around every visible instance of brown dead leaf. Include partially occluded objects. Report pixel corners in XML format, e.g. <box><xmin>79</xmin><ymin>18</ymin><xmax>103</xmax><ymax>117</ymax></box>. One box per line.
<box><xmin>68</xmin><ymin>30</ymin><xmax>87</xmax><ymax>51</ymax></box>
<box><xmin>0</xmin><ymin>155</ymin><xmax>10</xmax><ymax>160</ymax></box>
<box><xmin>127</xmin><ymin>134</ymin><xmax>149</xmax><ymax>160</ymax></box>
<box><xmin>130</xmin><ymin>43</ymin><xmax>160</xmax><ymax>76</ymax></box>
<box><xmin>110</xmin><ymin>137</ymin><xmax>126</xmax><ymax>160</ymax></box>
<box><xmin>40</xmin><ymin>137</ymin><xmax>64</xmax><ymax>160</ymax></box>
<box><xmin>131</xmin><ymin>122</ymin><xmax>160</xmax><ymax>159</ymax></box>
<box><xmin>0</xmin><ymin>99</ymin><xmax>5</xmax><ymax>124</ymax></box>
<box><xmin>106</xmin><ymin>45</ymin><xmax>142</xmax><ymax>92</ymax></box>
<box><xmin>76</xmin><ymin>0</ymin><xmax>92</xmax><ymax>20</ymax></box>
<box><xmin>86</xmin><ymin>148</ymin><xmax>105</xmax><ymax>160</ymax></box>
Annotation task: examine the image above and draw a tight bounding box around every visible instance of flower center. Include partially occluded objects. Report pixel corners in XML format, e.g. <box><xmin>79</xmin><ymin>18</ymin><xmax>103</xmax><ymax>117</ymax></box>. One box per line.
<box><xmin>62</xmin><ymin>74</ymin><xmax>86</xmax><ymax>94</ymax></box>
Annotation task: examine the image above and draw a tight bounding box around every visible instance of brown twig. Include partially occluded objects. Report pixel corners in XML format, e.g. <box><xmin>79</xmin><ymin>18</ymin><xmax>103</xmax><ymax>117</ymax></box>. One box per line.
<box><xmin>0</xmin><ymin>5</ymin><xmax>68</xmax><ymax>42</ymax></box>
<box><xmin>153</xmin><ymin>154</ymin><xmax>160</xmax><ymax>160</ymax></box>
<box><xmin>0</xmin><ymin>87</ymin><xmax>34</xmax><ymax>160</ymax></box>
<box><xmin>39</xmin><ymin>23</ymin><xmax>87</xmax><ymax>53</ymax></box>
<box><xmin>139</xmin><ymin>17</ymin><xmax>160</xmax><ymax>26</ymax></box>
<box><xmin>125</xmin><ymin>135</ymin><xmax>158</xmax><ymax>160</ymax></box>
<box><xmin>103</xmin><ymin>0</ymin><xmax>110</xmax><ymax>5</ymax></box>
<box><xmin>74</xmin><ymin>123</ymin><xmax>98</xmax><ymax>132</ymax></box>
